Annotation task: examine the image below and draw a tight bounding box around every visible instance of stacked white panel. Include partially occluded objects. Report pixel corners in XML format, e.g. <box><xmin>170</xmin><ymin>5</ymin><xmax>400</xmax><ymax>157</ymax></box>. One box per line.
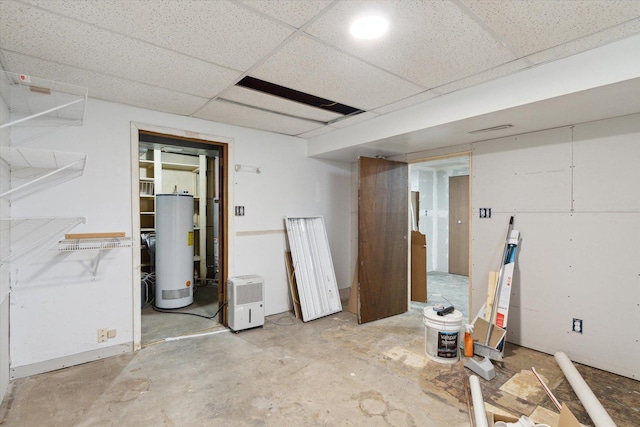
<box><xmin>285</xmin><ymin>216</ymin><xmax>342</xmax><ymax>322</ymax></box>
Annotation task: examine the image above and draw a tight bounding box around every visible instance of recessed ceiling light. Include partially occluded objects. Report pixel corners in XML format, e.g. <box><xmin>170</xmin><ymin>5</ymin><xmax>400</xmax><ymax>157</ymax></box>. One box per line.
<box><xmin>350</xmin><ymin>15</ymin><xmax>388</xmax><ymax>40</ymax></box>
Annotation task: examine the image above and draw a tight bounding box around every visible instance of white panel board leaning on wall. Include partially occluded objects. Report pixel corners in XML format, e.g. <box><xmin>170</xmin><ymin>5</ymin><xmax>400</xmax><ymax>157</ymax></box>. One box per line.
<box><xmin>285</xmin><ymin>216</ymin><xmax>342</xmax><ymax>321</ymax></box>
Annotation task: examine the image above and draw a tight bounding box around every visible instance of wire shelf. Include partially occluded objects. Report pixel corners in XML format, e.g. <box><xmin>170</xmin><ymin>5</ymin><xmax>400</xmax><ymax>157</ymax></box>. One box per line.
<box><xmin>57</xmin><ymin>237</ymin><xmax>132</xmax><ymax>252</ymax></box>
<box><xmin>0</xmin><ymin>147</ymin><xmax>87</xmax><ymax>201</ymax></box>
<box><xmin>0</xmin><ymin>217</ymin><xmax>86</xmax><ymax>265</ymax></box>
<box><xmin>0</xmin><ymin>71</ymin><xmax>87</xmax><ymax>130</ymax></box>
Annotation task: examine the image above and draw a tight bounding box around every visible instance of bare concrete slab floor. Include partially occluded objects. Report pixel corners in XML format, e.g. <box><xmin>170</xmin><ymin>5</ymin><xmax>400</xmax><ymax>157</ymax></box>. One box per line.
<box><xmin>142</xmin><ymin>284</ymin><xmax>222</xmax><ymax>345</ymax></box>
<box><xmin>1</xmin><ymin>304</ymin><xmax>638</xmax><ymax>426</ymax></box>
<box><xmin>426</xmin><ymin>271</ymin><xmax>469</xmax><ymax>321</ymax></box>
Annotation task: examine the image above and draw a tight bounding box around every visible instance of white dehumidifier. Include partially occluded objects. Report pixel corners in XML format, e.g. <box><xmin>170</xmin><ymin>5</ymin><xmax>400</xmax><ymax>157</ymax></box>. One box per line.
<box><xmin>227</xmin><ymin>275</ymin><xmax>264</xmax><ymax>332</ymax></box>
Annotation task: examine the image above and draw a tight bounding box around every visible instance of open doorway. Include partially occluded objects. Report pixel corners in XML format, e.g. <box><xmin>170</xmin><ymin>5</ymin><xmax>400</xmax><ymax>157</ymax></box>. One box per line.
<box><xmin>136</xmin><ymin>130</ymin><xmax>227</xmax><ymax>345</ymax></box>
<box><xmin>409</xmin><ymin>154</ymin><xmax>471</xmax><ymax>321</ymax></box>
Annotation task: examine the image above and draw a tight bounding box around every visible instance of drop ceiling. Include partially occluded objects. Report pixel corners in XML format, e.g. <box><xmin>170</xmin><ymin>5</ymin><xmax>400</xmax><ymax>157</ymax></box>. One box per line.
<box><xmin>1</xmin><ymin>0</ymin><xmax>640</xmax><ymax>161</ymax></box>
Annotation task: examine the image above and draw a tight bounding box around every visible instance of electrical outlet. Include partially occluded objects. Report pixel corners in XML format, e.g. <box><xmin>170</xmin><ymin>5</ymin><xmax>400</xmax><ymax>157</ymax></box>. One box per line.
<box><xmin>572</xmin><ymin>318</ymin><xmax>583</xmax><ymax>334</ymax></box>
<box><xmin>235</xmin><ymin>206</ymin><xmax>245</xmax><ymax>216</ymax></box>
<box><xmin>97</xmin><ymin>328</ymin><xmax>109</xmax><ymax>343</ymax></box>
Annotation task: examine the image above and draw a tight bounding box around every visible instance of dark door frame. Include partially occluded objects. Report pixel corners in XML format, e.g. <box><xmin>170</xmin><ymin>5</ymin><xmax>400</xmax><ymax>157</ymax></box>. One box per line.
<box><xmin>131</xmin><ymin>123</ymin><xmax>230</xmax><ymax>350</ymax></box>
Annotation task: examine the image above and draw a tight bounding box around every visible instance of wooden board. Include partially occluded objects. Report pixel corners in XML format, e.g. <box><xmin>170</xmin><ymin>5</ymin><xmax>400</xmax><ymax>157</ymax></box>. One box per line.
<box><xmin>448</xmin><ymin>175</ymin><xmax>469</xmax><ymax>276</ymax></box>
<box><xmin>284</xmin><ymin>251</ymin><xmax>301</xmax><ymax>319</ymax></box>
<box><xmin>64</xmin><ymin>232</ymin><xmax>125</xmax><ymax>239</ymax></box>
<box><xmin>485</xmin><ymin>271</ymin><xmax>499</xmax><ymax>321</ymax></box>
<box><xmin>358</xmin><ymin>157</ymin><xmax>408</xmax><ymax>324</ymax></box>
<box><xmin>410</xmin><ymin>231</ymin><xmax>427</xmax><ymax>302</ymax></box>
<box><xmin>347</xmin><ymin>257</ymin><xmax>358</xmax><ymax>314</ymax></box>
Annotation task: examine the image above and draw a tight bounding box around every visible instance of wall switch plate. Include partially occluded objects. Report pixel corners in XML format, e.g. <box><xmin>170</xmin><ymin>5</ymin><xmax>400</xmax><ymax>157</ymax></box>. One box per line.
<box><xmin>97</xmin><ymin>328</ymin><xmax>108</xmax><ymax>343</ymax></box>
<box><xmin>572</xmin><ymin>318</ymin><xmax>583</xmax><ymax>334</ymax></box>
<box><xmin>235</xmin><ymin>206</ymin><xmax>245</xmax><ymax>216</ymax></box>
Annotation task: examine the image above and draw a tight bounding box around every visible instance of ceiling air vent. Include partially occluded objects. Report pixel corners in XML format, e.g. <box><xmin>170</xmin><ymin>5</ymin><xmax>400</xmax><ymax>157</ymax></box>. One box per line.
<box><xmin>468</xmin><ymin>124</ymin><xmax>513</xmax><ymax>134</ymax></box>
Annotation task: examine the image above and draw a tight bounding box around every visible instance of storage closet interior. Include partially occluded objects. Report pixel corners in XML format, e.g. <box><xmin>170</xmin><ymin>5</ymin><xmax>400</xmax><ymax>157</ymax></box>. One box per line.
<box><xmin>138</xmin><ymin>132</ymin><xmax>222</xmax><ymax>342</ymax></box>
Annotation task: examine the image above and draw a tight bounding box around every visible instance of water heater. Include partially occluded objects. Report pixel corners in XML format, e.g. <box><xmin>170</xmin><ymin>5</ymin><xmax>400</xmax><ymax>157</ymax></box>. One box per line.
<box><xmin>155</xmin><ymin>193</ymin><xmax>194</xmax><ymax>309</ymax></box>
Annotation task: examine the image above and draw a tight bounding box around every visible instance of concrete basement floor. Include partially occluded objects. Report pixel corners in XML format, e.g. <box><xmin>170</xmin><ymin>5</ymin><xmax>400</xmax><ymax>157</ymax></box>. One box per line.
<box><xmin>1</xmin><ymin>302</ymin><xmax>638</xmax><ymax>426</ymax></box>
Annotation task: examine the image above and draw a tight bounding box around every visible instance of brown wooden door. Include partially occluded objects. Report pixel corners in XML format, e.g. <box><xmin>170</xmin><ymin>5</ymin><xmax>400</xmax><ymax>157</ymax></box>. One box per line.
<box><xmin>449</xmin><ymin>175</ymin><xmax>469</xmax><ymax>276</ymax></box>
<box><xmin>358</xmin><ymin>157</ymin><xmax>408</xmax><ymax>324</ymax></box>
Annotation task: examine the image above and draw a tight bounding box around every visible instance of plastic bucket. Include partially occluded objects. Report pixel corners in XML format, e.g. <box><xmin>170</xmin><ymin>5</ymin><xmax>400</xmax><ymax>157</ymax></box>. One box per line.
<box><xmin>423</xmin><ymin>306</ymin><xmax>463</xmax><ymax>364</ymax></box>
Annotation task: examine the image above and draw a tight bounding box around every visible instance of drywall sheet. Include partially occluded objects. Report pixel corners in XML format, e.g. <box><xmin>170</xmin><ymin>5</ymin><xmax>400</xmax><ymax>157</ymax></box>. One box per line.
<box><xmin>285</xmin><ymin>216</ymin><xmax>342</xmax><ymax>322</ymax></box>
<box><xmin>507</xmin><ymin>213</ymin><xmax>640</xmax><ymax>378</ymax></box>
<box><xmin>561</xmin><ymin>213</ymin><xmax>640</xmax><ymax>377</ymax></box>
<box><xmin>476</xmin><ymin>213</ymin><xmax>573</xmax><ymax>347</ymax></box>
<box><xmin>470</xmin><ymin>116</ymin><xmax>640</xmax><ymax>379</ymax></box>
<box><xmin>472</xmin><ymin>127</ymin><xmax>572</xmax><ymax>213</ymax></box>
<box><xmin>572</xmin><ymin>115</ymin><xmax>640</xmax><ymax>212</ymax></box>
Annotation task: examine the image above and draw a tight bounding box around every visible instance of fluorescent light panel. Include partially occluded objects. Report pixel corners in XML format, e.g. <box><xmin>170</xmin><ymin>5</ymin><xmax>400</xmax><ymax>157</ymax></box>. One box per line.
<box><xmin>285</xmin><ymin>216</ymin><xmax>342</xmax><ymax>322</ymax></box>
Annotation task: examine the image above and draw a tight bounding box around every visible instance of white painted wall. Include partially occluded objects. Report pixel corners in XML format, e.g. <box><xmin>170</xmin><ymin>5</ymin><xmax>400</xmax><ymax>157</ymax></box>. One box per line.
<box><xmin>232</xmin><ymin>123</ymin><xmax>351</xmax><ymax>313</ymax></box>
<box><xmin>7</xmin><ymin>97</ymin><xmax>350</xmax><ymax>378</ymax></box>
<box><xmin>0</xmin><ymin>90</ymin><xmax>11</xmax><ymax>403</ymax></box>
<box><xmin>397</xmin><ymin>114</ymin><xmax>640</xmax><ymax>379</ymax></box>
<box><xmin>410</xmin><ymin>164</ymin><xmax>469</xmax><ymax>272</ymax></box>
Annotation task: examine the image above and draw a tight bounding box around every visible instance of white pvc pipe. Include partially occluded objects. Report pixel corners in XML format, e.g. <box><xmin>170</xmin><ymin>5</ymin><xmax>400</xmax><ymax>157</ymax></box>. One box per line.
<box><xmin>469</xmin><ymin>375</ymin><xmax>489</xmax><ymax>427</ymax></box>
<box><xmin>165</xmin><ymin>328</ymin><xmax>229</xmax><ymax>342</ymax></box>
<box><xmin>554</xmin><ymin>352</ymin><xmax>616</xmax><ymax>427</ymax></box>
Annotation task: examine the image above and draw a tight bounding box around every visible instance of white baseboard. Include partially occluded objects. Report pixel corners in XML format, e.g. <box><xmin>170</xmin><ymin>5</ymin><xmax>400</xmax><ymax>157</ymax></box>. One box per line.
<box><xmin>10</xmin><ymin>342</ymin><xmax>132</xmax><ymax>380</ymax></box>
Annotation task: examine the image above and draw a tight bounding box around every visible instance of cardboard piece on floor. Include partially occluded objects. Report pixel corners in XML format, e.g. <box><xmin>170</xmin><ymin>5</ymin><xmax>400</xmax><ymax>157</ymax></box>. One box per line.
<box><xmin>410</xmin><ymin>231</ymin><xmax>427</xmax><ymax>302</ymax></box>
<box><xmin>284</xmin><ymin>251</ymin><xmax>301</xmax><ymax>319</ymax></box>
<box><xmin>347</xmin><ymin>258</ymin><xmax>358</xmax><ymax>314</ymax></box>
<box><xmin>557</xmin><ymin>403</ymin><xmax>581</xmax><ymax>427</ymax></box>
<box><xmin>489</xmin><ymin>403</ymin><xmax>580</xmax><ymax>427</ymax></box>
<box><xmin>472</xmin><ymin>317</ymin><xmax>506</xmax><ymax>348</ymax></box>
<box><xmin>485</xmin><ymin>271</ymin><xmax>498</xmax><ymax>320</ymax></box>
<box><xmin>489</xmin><ymin>413</ymin><xmax>519</xmax><ymax>426</ymax></box>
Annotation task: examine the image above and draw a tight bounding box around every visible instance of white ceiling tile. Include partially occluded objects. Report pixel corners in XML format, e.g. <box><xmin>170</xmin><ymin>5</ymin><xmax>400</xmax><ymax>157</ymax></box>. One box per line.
<box><xmin>296</xmin><ymin>125</ymin><xmax>337</xmax><ymax>138</ymax></box>
<box><xmin>525</xmin><ymin>18</ymin><xmax>640</xmax><ymax>65</ymax></box>
<box><xmin>462</xmin><ymin>0</ymin><xmax>640</xmax><ymax>57</ymax></box>
<box><xmin>373</xmin><ymin>90</ymin><xmax>441</xmax><ymax>115</ymax></box>
<box><xmin>1</xmin><ymin>51</ymin><xmax>209</xmax><ymax>116</ymax></box>
<box><xmin>251</xmin><ymin>34</ymin><xmax>423</xmax><ymax>110</ymax></box>
<box><xmin>0</xmin><ymin>2</ymin><xmax>241</xmax><ymax>97</ymax></box>
<box><xmin>220</xmin><ymin>86</ymin><xmax>342</xmax><ymax>122</ymax></box>
<box><xmin>330</xmin><ymin>111</ymin><xmax>379</xmax><ymax>129</ymax></box>
<box><xmin>238</xmin><ymin>0</ymin><xmax>334</xmax><ymax>28</ymax></box>
<box><xmin>193</xmin><ymin>99</ymin><xmax>321</xmax><ymax>135</ymax></box>
<box><xmin>435</xmin><ymin>59</ymin><xmax>530</xmax><ymax>95</ymax></box>
<box><xmin>305</xmin><ymin>0</ymin><xmax>517</xmax><ymax>89</ymax></box>
<box><xmin>20</xmin><ymin>0</ymin><xmax>295</xmax><ymax>71</ymax></box>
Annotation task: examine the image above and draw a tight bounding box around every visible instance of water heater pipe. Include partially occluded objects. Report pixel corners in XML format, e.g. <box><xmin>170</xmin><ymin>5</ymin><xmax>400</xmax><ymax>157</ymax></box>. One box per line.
<box><xmin>554</xmin><ymin>352</ymin><xmax>616</xmax><ymax>427</ymax></box>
